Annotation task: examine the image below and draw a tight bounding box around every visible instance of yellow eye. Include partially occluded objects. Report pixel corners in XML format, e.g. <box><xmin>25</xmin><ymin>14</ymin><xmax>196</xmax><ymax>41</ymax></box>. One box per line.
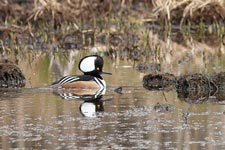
<box><xmin>97</xmin><ymin>67</ymin><xmax>99</xmax><ymax>70</ymax></box>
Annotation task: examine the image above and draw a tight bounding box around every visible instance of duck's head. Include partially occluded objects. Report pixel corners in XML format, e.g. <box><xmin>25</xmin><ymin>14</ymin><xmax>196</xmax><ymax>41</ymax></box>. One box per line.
<box><xmin>79</xmin><ymin>55</ymin><xmax>112</xmax><ymax>77</ymax></box>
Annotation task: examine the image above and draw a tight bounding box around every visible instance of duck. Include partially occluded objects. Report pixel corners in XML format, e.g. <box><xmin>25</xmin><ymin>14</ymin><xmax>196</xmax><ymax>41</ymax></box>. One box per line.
<box><xmin>51</xmin><ymin>55</ymin><xmax>111</xmax><ymax>94</ymax></box>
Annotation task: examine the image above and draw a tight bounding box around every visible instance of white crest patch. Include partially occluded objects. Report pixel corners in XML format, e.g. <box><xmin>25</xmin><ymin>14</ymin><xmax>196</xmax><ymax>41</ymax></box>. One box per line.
<box><xmin>80</xmin><ymin>56</ymin><xmax>96</xmax><ymax>72</ymax></box>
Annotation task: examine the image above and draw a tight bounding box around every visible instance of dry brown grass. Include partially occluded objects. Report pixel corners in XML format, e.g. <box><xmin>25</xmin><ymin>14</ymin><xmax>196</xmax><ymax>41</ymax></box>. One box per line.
<box><xmin>28</xmin><ymin>0</ymin><xmax>83</xmax><ymax>25</ymax></box>
<box><xmin>151</xmin><ymin>0</ymin><xmax>225</xmax><ymax>25</ymax></box>
<box><xmin>0</xmin><ymin>0</ymin><xmax>224</xmax><ymax>27</ymax></box>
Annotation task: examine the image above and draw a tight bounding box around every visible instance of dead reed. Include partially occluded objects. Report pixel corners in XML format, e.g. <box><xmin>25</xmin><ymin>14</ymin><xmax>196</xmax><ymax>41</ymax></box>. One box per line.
<box><xmin>149</xmin><ymin>0</ymin><xmax>225</xmax><ymax>25</ymax></box>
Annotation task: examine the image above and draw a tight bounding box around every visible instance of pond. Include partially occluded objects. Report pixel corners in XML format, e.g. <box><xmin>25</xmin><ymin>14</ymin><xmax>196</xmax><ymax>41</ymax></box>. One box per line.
<box><xmin>0</xmin><ymin>35</ymin><xmax>225</xmax><ymax>150</ymax></box>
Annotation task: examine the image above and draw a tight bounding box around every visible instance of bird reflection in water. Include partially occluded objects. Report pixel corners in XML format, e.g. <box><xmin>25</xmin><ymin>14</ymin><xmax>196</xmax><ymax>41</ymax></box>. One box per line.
<box><xmin>52</xmin><ymin>87</ymin><xmax>112</xmax><ymax>117</ymax></box>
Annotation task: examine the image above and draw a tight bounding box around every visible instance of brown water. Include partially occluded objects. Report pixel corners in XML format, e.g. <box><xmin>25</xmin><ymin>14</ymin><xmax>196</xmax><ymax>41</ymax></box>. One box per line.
<box><xmin>1</xmin><ymin>38</ymin><xmax>225</xmax><ymax>150</ymax></box>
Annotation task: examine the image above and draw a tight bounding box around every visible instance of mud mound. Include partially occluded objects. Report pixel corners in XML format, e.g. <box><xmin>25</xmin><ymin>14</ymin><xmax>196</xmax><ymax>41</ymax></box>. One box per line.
<box><xmin>176</xmin><ymin>73</ymin><xmax>217</xmax><ymax>103</ymax></box>
<box><xmin>0</xmin><ymin>60</ymin><xmax>25</xmax><ymax>88</ymax></box>
<box><xmin>143</xmin><ymin>72</ymin><xmax>225</xmax><ymax>103</ymax></box>
<box><xmin>143</xmin><ymin>73</ymin><xmax>177</xmax><ymax>91</ymax></box>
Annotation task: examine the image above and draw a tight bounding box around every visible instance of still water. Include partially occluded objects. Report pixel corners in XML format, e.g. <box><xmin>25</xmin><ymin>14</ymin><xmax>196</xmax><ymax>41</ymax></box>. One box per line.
<box><xmin>0</xmin><ymin>45</ymin><xmax>225</xmax><ymax>149</ymax></box>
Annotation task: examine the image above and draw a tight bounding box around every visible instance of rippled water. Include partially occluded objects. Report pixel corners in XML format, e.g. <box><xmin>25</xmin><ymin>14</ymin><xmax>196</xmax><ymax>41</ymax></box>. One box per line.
<box><xmin>1</xmin><ymin>48</ymin><xmax>225</xmax><ymax>149</ymax></box>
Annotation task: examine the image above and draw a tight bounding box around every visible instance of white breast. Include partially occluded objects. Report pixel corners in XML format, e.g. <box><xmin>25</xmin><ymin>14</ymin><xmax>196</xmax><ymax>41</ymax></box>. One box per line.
<box><xmin>94</xmin><ymin>78</ymin><xmax>106</xmax><ymax>94</ymax></box>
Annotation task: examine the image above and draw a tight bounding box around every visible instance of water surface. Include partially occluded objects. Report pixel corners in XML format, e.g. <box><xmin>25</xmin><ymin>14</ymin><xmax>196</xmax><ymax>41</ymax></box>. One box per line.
<box><xmin>0</xmin><ymin>42</ymin><xmax>225</xmax><ymax>149</ymax></box>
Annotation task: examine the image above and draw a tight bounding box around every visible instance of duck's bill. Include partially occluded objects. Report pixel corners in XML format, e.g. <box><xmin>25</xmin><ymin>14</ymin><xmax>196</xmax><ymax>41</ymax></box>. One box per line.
<box><xmin>101</xmin><ymin>71</ymin><xmax>112</xmax><ymax>75</ymax></box>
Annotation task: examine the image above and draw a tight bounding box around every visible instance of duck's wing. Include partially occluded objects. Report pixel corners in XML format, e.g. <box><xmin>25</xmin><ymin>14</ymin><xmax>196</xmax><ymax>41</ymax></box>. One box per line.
<box><xmin>51</xmin><ymin>75</ymin><xmax>80</xmax><ymax>88</ymax></box>
<box><xmin>54</xmin><ymin>75</ymin><xmax>80</xmax><ymax>85</ymax></box>
<box><xmin>50</xmin><ymin>75</ymin><xmax>96</xmax><ymax>88</ymax></box>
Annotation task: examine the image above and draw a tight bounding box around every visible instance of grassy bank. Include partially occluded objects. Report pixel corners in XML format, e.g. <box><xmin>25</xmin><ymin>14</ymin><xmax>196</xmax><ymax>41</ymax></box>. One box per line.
<box><xmin>0</xmin><ymin>0</ymin><xmax>224</xmax><ymax>58</ymax></box>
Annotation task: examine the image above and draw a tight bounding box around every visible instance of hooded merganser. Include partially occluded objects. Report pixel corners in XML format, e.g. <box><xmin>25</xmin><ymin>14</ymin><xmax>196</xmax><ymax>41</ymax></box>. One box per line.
<box><xmin>51</xmin><ymin>55</ymin><xmax>111</xmax><ymax>92</ymax></box>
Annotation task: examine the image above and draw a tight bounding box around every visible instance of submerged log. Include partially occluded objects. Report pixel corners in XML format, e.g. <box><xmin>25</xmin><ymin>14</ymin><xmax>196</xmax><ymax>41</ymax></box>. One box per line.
<box><xmin>0</xmin><ymin>60</ymin><xmax>25</xmax><ymax>88</ymax></box>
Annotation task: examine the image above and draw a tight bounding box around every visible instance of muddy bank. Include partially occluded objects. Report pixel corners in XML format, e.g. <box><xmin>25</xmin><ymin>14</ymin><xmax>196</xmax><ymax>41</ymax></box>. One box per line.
<box><xmin>0</xmin><ymin>1</ymin><xmax>224</xmax><ymax>63</ymax></box>
<box><xmin>0</xmin><ymin>1</ymin><xmax>224</xmax><ymax>41</ymax></box>
<box><xmin>1</xmin><ymin>1</ymin><xmax>224</xmax><ymax>25</ymax></box>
